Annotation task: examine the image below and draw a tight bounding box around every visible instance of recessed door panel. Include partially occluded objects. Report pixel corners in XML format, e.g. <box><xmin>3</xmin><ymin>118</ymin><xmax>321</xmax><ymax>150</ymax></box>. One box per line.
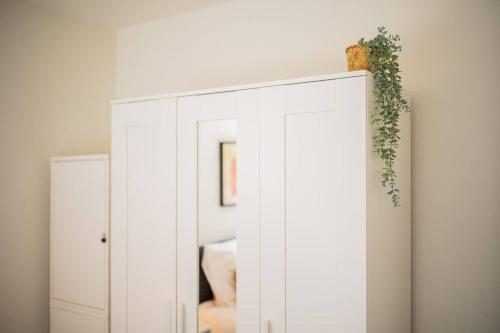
<box><xmin>51</xmin><ymin>308</ymin><xmax>107</xmax><ymax>333</ymax></box>
<box><xmin>285</xmin><ymin>112</ymin><xmax>342</xmax><ymax>332</ymax></box>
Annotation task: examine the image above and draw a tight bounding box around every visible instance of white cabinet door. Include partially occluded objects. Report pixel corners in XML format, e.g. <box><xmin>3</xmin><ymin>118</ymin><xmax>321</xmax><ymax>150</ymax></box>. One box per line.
<box><xmin>259</xmin><ymin>77</ymin><xmax>367</xmax><ymax>333</ymax></box>
<box><xmin>51</xmin><ymin>156</ymin><xmax>109</xmax><ymax>311</ymax></box>
<box><xmin>177</xmin><ymin>90</ymin><xmax>262</xmax><ymax>333</ymax></box>
<box><xmin>111</xmin><ymin>99</ymin><xmax>177</xmax><ymax>333</ymax></box>
<box><xmin>177</xmin><ymin>92</ymin><xmax>238</xmax><ymax>333</ymax></box>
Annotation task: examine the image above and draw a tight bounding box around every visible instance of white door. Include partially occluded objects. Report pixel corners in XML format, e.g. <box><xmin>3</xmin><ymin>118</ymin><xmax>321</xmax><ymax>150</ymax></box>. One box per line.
<box><xmin>258</xmin><ymin>77</ymin><xmax>367</xmax><ymax>333</ymax></box>
<box><xmin>111</xmin><ymin>99</ymin><xmax>177</xmax><ymax>333</ymax></box>
<box><xmin>51</xmin><ymin>156</ymin><xmax>109</xmax><ymax>311</ymax></box>
<box><xmin>177</xmin><ymin>90</ymin><xmax>262</xmax><ymax>333</ymax></box>
<box><xmin>178</xmin><ymin>92</ymin><xmax>241</xmax><ymax>333</ymax></box>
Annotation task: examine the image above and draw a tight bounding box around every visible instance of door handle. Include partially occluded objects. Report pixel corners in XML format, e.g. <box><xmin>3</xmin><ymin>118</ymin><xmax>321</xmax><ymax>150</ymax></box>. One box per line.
<box><xmin>178</xmin><ymin>302</ymin><xmax>185</xmax><ymax>333</ymax></box>
<box><xmin>264</xmin><ymin>319</ymin><xmax>272</xmax><ymax>333</ymax></box>
<box><xmin>167</xmin><ymin>300</ymin><xmax>173</xmax><ymax>333</ymax></box>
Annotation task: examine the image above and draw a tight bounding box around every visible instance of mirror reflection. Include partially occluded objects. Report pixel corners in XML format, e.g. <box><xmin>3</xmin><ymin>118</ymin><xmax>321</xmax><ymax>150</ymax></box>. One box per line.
<box><xmin>198</xmin><ymin>119</ymin><xmax>237</xmax><ymax>333</ymax></box>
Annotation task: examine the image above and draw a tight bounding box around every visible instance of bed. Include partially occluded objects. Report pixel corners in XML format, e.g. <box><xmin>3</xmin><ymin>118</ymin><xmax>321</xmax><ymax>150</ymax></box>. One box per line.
<box><xmin>198</xmin><ymin>239</ymin><xmax>237</xmax><ymax>333</ymax></box>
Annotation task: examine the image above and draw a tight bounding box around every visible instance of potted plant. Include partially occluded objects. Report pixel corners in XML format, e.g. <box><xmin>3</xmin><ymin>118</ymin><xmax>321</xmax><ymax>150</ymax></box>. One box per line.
<box><xmin>347</xmin><ymin>27</ymin><xmax>410</xmax><ymax>206</ymax></box>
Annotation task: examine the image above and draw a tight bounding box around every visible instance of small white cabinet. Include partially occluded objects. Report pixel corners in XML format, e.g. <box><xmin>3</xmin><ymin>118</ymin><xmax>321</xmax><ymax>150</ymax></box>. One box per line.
<box><xmin>50</xmin><ymin>155</ymin><xmax>109</xmax><ymax>333</ymax></box>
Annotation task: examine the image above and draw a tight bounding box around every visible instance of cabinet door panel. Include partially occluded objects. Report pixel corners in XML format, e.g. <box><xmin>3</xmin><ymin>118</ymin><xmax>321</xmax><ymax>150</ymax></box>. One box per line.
<box><xmin>111</xmin><ymin>99</ymin><xmax>177</xmax><ymax>333</ymax></box>
<box><xmin>177</xmin><ymin>92</ymin><xmax>238</xmax><ymax>333</ymax></box>
<box><xmin>260</xmin><ymin>78</ymin><xmax>366</xmax><ymax>332</ymax></box>
<box><xmin>51</xmin><ymin>158</ymin><xmax>108</xmax><ymax>310</ymax></box>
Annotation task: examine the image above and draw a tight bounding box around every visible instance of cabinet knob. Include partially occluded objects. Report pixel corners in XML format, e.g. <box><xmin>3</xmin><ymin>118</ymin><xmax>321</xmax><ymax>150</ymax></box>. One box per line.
<box><xmin>101</xmin><ymin>234</ymin><xmax>107</xmax><ymax>243</ymax></box>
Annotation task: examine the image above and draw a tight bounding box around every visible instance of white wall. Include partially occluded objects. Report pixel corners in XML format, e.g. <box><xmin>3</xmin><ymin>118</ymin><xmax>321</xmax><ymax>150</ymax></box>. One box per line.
<box><xmin>114</xmin><ymin>0</ymin><xmax>500</xmax><ymax>332</ymax></box>
<box><xmin>0</xmin><ymin>1</ymin><xmax>115</xmax><ymax>333</ymax></box>
<box><xmin>198</xmin><ymin>120</ymin><xmax>238</xmax><ymax>245</ymax></box>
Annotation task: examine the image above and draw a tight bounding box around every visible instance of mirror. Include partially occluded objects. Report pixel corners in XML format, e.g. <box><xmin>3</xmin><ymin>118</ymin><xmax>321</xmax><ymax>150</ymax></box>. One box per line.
<box><xmin>198</xmin><ymin>119</ymin><xmax>237</xmax><ymax>333</ymax></box>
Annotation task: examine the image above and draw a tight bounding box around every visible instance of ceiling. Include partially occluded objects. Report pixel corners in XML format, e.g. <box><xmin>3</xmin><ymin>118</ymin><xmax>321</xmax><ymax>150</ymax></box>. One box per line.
<box><xmin>24</xmin><ymin>0</ymin><xmax>234</xmax><ymax>29</ymax></box>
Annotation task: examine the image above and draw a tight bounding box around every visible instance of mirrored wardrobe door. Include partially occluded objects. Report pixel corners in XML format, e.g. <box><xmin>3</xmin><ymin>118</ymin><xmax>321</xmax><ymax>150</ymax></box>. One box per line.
<box><xmin>177</xmin><ymin>92</ymin><xmax>239</xmax><ymax>333</ymax></box>
<box><xmin>198</xmin><ymin>120</ymin><xmax>238</xmax><ymax>333</ymax></box>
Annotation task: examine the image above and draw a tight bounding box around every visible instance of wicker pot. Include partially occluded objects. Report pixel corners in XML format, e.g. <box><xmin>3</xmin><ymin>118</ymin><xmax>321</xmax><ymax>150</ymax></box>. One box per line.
<box><xmin>346</xmin><ymin>44</ymin><xmax>370</xmax><ymax>71</ymax></box>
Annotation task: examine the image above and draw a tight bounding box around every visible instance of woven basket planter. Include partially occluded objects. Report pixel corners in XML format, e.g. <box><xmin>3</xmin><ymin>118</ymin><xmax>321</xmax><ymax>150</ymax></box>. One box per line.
<box><xmin>346</xmin><ymin>44</ymin><xmax>370</xmax><ymax>71</ymax></box>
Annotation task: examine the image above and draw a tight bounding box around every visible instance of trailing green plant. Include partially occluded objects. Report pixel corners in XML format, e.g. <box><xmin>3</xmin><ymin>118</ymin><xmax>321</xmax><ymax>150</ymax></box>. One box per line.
<box><xmin>359</xmin><ymin>27</ymin><xmax>410</xmax><ymax>207</ymax></box>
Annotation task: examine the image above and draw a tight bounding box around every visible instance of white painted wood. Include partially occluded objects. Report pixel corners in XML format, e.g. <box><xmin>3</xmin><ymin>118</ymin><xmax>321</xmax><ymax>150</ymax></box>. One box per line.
<box><xmin>50</xmin><ymin>299</ymin><xmax>108</xmax><ymax>319</ymax></box>
<box><xmin>236</xmin><ymin>89</ymin><xmax>261</xmax><ymax>333</ymax></box>
<box><xmin>111</xmin><ymin>71</ymin><xmax>369</xmax><ymax>105</ymax></box>
<box><xmin>331</xmin><ymin>77</ymin><xmax>367</xmax><ymax>333</ymax></box>
<box><xmin>111</xmin><ymin>99</ymin><xmax>177</xmax><ymax>333</ymax></box>
<box><xmin>286</xmin><ymin>111</ymin><xmax>355</xmax><ymax>333</ymax></box>
<box><xmin>50</xmin><ymin>155</ymin><xmax>109</xmax><ymax>332</ymax></box>
<box><xmin>255</xmin><ymin>75</ymin><xmax>410</xmax><ymax>333</ymax></box>
<box><xmin>177</xmin><ymin>92</ymin><xmax>238</xmax><ymax>333</ymax></box>
<box><xmin>51</xmin><ymin>155</ymin><xmax>109</xmax><ymax>163</ymax></box>
<box><xmin>258</xmin><ymin>86</ymin><xmax>286</xmax><ymax>333</ymax></box>
<box><xmin>259</xmin><ymin>79</ymin><xmax>367</xmax><ymax>333</ymax></box>
<box><xmin>178</xmin><ymin>303</ymin><xmax>185</xmax><ymax>333</ymax></box>
<box><xmin>51</xmin><ymin>307</ymin><xmax>107</xmax><ymax>333</ymax></box>
<box><xmin>110</xmin><ymin>70</ymin><xmax>411</xmax><ymax>333</ymax></box>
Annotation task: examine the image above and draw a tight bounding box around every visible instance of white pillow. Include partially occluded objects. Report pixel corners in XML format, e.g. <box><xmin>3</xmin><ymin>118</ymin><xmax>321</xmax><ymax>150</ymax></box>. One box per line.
<box><xmin>202</xmin><ymin>239</ymin><xmax>237</xmax><ymax>307</ymax></box>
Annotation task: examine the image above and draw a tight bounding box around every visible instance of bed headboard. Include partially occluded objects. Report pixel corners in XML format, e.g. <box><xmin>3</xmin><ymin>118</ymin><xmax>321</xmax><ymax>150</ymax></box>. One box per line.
<box><xmin>199</xmin><ymin>245</ymin><xmax>214</xmax><ymax>304</ymax></box>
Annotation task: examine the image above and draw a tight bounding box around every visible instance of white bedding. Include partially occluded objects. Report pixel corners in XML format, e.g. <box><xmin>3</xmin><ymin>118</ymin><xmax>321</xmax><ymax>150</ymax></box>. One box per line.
<box><xmin>202</xmin><ymin>239</ymin><xmax>237</xmax><ymax>307</ymax></box>
<box><xmin>199</xmin><ymin>239</ymin><xmax>237</xmax><ymax>333</ymax></box>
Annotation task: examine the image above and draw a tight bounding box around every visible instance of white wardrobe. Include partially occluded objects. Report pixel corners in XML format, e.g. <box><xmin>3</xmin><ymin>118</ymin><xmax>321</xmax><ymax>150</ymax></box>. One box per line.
<box><xmin>50</xmin><ymin>155</ymin><xmax>109</xmax><ymax>333</ymax></box>
<box><xmin>111</xmin><ymin>71</ymin><xmax>411</xmax><ymax>333</ymax></box>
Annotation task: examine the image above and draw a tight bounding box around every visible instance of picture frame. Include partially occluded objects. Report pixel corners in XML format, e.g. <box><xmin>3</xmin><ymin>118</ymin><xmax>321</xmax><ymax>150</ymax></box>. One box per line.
<box><xmin>220</xmin><ymin>142</ymin><xmax>237</xmax><ymax>206</ymax></box>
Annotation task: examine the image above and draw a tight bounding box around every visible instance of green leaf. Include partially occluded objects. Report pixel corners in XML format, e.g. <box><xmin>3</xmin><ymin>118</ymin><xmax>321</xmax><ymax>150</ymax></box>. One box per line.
<box><xmin>362</xmin><ymin>26</ymin><xmax>410</xmax><ymax>207</ymax></box>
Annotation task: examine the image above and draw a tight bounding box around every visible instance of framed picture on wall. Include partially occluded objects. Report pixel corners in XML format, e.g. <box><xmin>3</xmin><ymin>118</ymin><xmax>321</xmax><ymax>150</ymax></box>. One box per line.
<box><xmin>220</xmin><ymin>142</ymin><xmax>237</xmax><ymax>206</ymax></box>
